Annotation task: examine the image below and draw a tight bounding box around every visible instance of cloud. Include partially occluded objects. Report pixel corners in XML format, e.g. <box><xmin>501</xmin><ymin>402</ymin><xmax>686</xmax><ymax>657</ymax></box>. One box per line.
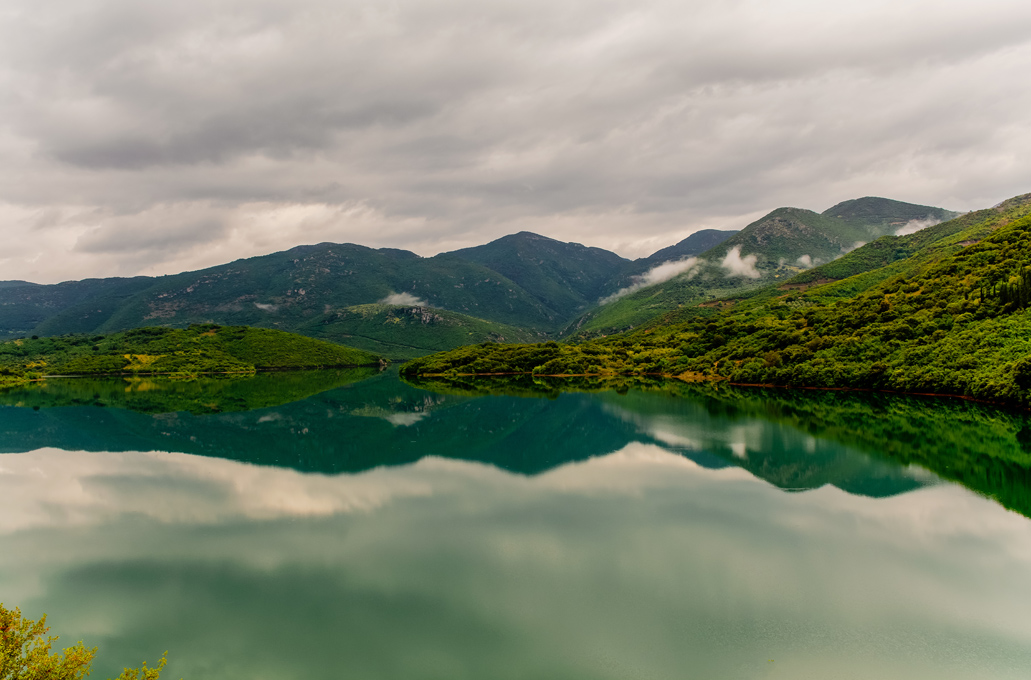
<box><xmin>720</xmin><ymin>246</ymin><xmax>760</xmax><ymax>279</ymax></box>
<box><xmin>2</xmin><ymin>0</ymin><xmax>1031</xmax><ymax>281</ymax></box>
<box><xmin>601</xmin><ymin>258</ymin><xmax>700</xmax><ymax>304</ymax></box>
<box><xmin>380</xmin><ymin>292</ymin><xmax>426</xmax><ymax>306</ymax></box>
<box><xmin>895</xmin><ymin>217</ymin><xmax>943</xmax><ymax>236</ymax></box>
<box><xmin>254</xmin><ymin>302</ymin><xmax>278</xmax><ymax>311</ymax></box>
<box><xmin>796</xmin><ymin>254</ymin><xmax>813</xmax><ymax>268</ymax></box>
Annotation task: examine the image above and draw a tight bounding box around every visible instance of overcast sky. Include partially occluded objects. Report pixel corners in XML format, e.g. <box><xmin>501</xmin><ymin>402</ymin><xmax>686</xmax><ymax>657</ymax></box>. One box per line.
<box><xmin>2</xmin><ymin>0</ymin><xmax>1031</xmax><ymax>283</ymax></box>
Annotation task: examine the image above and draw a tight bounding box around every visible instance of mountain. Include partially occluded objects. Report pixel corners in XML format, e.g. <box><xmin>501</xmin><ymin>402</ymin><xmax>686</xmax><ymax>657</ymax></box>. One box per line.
<box><xmin>640</xmin><ymin>229</ymin><xmax>738</xmax><ymax>265</ymax></box>
<box><xmin>295</xmin><ymin>303</ymin><xmax>540</xmax><ymax>360</ymax></box>
<box><xmin>562</xmin><ymin>198</ymin><xmax>959</xmax><ymax>337</ymax></box>
<box><xmin>0</xmin><ymin>196</ymin><xmax>959</xmax><ymax>356</ymax></box>
<box><xmin>0</xmin><ymin>243</ymin><xmax>563</xmax><ymax>339</ymax></box>
<box><xmin>821</xmin><ymin>196</ymin><xmax>959</xmax><ymax>235</ymax></box>
<box><xmin>446</xmin><ymin>231</ymin><xmax>630</xmax><ymax>320</ymax></box>
<box><xmin>402</xmin><ymin>192</ymin><xmax>1031</xmax><ymax>411</ymax></box>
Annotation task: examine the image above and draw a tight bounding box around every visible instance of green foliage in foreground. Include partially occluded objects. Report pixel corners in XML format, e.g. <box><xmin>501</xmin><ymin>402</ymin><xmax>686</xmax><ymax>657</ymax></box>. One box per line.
<box><xmin>402</xmin><ymin>202</ymin><xmax>1031</xmax><ymax>408</ymax></box>
<box><xmin>0</xmin><ymin>325</ymin><xmax>381</xmax><ymax>383</ymax></box>
<box><xmin>405</xmin><ymin>373</ymin><xmax>1031</xmax><ymax>518</ymax></box>
<box><xmin>0</xmin><ymin>604</ymin><xmax>166</xmax><ymax>680</ymax></box>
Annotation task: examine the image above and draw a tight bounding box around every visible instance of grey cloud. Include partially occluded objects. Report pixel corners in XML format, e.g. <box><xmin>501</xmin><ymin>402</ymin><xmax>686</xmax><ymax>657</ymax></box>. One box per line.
<box><xmin>73</xmin><ymin>206</ymin><xmax>229</xmax><ymax>254</ymax></box>
<box><xmin>1</xmin><ymin>0</ymin><xmax>1031</xmax><ymax>281</ymax></box>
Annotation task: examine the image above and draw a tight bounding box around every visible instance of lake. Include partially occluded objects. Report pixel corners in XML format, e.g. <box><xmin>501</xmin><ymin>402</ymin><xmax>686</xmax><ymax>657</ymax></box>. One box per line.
<box><xmin>1</xmin><ymin>369</ymin><xmax>1030</xmax><ymax>679</ymax></box>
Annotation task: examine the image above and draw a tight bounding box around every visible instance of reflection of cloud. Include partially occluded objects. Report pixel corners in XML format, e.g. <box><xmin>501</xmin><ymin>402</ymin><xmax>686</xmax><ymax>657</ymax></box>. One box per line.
<box><xmin>3</xmin><ymin>444</ymin><xmax>1031</xmax><ymax>680</ymax></box>
<box><xmin>385</xmin><ymin>412</ymin><xmax>429</xmax><ymax>427</ymax></box>
<box><xmin>0</xmin><ymin>448</ymin><xmax>435</xmax><ymax>532</ymax></box>
<box><xmin>350</xmin><ymin>405</ymin><xmax>431</xmax><ymax>427</ymax></box>
<box><xmin>602</xmin><ymin>402</ymin><xmax>764</xmax><ymax>462</ymax></box>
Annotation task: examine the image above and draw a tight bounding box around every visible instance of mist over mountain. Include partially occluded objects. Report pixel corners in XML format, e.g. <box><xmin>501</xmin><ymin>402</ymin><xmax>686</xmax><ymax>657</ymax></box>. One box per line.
<box><xmin>0</xmin><ymin>196</ymin><xmax>958</xmax><ymax>356</ymax></box>
<box><xmin>565</xmin><ymin>197</ymin><xmax>961</xmax><ymax>337</ymax></box>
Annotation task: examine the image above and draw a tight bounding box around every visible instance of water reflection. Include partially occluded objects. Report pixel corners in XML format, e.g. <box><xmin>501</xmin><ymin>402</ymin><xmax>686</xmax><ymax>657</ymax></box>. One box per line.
<box><xmin>1</xmin><ymin>371</ymin><xmax>1031</xmax><ymax>679</ymax></box>
<box><xmin>2</xmin><ymin>446</ymin><xmax>1030</xmax><ymax>680</ymax></box>
<box><xmin>0</xmin><ymin>371</ymin><xmax>942</xmax><ymax>498</ymax></box>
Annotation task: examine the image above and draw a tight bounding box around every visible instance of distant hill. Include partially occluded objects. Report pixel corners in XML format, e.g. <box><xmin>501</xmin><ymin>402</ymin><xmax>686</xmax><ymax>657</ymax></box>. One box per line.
<box><xmin>296</xmin><ymin>304</ymin><xmax>540</xmax><ymax>360</ymax></box>
<box><xmin>403</xmin><ymin>192</ymin><xmax>1031</xmax><ymax>412</ymax></box>
<box><xmin>0</xmin><ymin>243</ymin><xmax>561</xmax><ymax>338</ymax></box>
<box><xmin>0</xmin><ymin>196</ymin><xmax>959</xmax><ymax>355</ymax></box>
<box><xmin>821</xmin><ymin>196</ymin><xmax>960</xmax><ymax>235</ymax></box>
<box><xmin>640</xmin><ymin>229</ymin><xmax>739</xmax><ymax>265</ymax></box>
<box><xmin>563</xmin><ymin>197</ymin><xmax>959</xmax><ymax>337</ymax></box>
<box><xmin>446</xmin><ymin>231</ymin><xmax>630</xmax><ymax>320</ymax></box>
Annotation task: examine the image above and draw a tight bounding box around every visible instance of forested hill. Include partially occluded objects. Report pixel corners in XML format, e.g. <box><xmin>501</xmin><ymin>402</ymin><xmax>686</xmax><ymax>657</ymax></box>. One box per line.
<box><xmin>401</xmin><ymin>193</ymin><xmax>1031</xmax><ymax>408</ymax></box>
<box><xmin>0</xmin><ymin>324</ymin><xmax>380</xmax><ymax>386</ymax></box>
<box><xmin>0</xmin><ymin>195</ymin><xmax>956</xmax><ymax>357</ymax></box>
<box><xmin>563</xmin><ymin>197</ymin><xmax>958</xmax><ymax>337</ymax></box>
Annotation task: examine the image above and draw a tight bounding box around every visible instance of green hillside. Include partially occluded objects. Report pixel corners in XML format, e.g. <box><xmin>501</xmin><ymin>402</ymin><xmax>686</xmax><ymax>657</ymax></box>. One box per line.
<box><xmin>563</xmin><ymin>197</ymin><xmax>956</xmax><ymax>338</ymax></box>
<box><xmin>638</xmin><ymin>229</ymin><xmax>738</xmax><ymax>265</ymax></box>
<box><xmin>0</xmin><ymin>243</ymin><xmax>560</xmax><ymax>339</ymax></box>
<box><xmin>821</xmin><ymin>196</ymin><xmax>960</xmax><ymax>235</ymax></box>
<box><xmin>0</xmin><ymin>324</ymin><xmax>381</xmax><ymax>385</ymax></box>
<box><xmin>401</xmin><ymin>192</ymin><xmax>1031</xmax><ymax>408</ymax></box>
<box><xmin>296</xmin><ymin>303</ymin><xmax>540</xmax><ymax>360</ymax></box>
<box><xmin>0</xmin><ymin>196</ymin><xmax>960</xmax><ymax>356</ymax></box>
<box><xmin>447</xmin><ymin>231</ymin><xmax>631</xmax><ymax>319</ymax></box>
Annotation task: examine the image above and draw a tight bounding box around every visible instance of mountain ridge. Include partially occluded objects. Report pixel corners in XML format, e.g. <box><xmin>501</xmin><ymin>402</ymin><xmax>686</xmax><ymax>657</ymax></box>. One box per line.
<box><xmin>1</xmin><ymin>196</ymin><xmax>959</xmax><ymax>357</ymax></box>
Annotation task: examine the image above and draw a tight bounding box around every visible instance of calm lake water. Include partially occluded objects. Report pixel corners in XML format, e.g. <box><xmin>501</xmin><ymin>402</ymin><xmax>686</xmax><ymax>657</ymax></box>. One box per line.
<box><xmin>1</xmin><ymin>369</ymin><xmax>1030</xmax><ymax>679</ymax></box>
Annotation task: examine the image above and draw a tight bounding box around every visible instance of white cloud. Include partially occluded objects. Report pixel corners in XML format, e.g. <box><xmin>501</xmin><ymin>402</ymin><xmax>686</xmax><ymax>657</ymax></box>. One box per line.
<box><xmin>720</xmin><ymin>246</ymin><xmax>760</xmax><ymax>279</ymax></box>
<box><xmin>895</xmin><ymin>217</ymin><xmax>943</xmax><ymax>236</ymax></box>
<box><xmin>600</xmin><ymin>257</ymin><xmax>700</xmax><ymax>304</ymax></box>
<box><xmin>380</xmin><ymin>292</ymin><xmax>426</xmax><ymax>306</ymax></box>
<box><xmin>796</xmin><ymin>254</ymin><xmax>813</xmax><ymax>268</ymax></box>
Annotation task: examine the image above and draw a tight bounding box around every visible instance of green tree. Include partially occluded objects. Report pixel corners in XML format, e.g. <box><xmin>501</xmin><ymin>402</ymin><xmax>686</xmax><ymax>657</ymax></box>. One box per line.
<box><xmin>0</xmin><ymin>604</ymin><xmax>167</xmax><ymax>680</ymax></box>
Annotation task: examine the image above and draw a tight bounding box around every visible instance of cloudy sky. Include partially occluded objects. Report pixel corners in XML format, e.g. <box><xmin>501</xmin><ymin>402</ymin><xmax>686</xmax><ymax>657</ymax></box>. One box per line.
<box><xmin>3</xmin><ymin>0</ymin><xmax>1031</xmax><ymax>283</ymax></box>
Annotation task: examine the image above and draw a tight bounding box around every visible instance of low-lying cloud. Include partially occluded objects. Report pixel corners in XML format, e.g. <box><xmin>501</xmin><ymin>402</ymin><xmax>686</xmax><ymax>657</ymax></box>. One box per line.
<box><xmin>601</xmin><ymin>258</ymin><xmax>700</xmax><ymax>304</ymax></box>
<box><xmin>895</xmin><ymin>217</ymin><xmax>943</xmax><ymax>236</ymax></box>
<box><xmin>720</xmin><ymin>246</ymin><xmax>760</xmax><ymax>279</ymax></box>
<box><xmin>381</xmin><ymin>292</ymin><xmax>426</xmax><ymax>306</ymax></box>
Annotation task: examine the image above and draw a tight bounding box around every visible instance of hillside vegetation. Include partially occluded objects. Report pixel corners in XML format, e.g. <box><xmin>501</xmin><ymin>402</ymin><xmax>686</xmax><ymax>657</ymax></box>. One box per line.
<box><xmin>0</xmin><ymin>197</ymin><xmax>956</xmax><ymax>357</ymax></box>
<box><xmin>297</xmin><ymin>304</ymin><xmax>539</xmax><ymax>360</ymax></box>
<box><xmin>0</xmin><ymin>324</ymin><xmax>380</xmax><ymax>385</ymax></box>
<box><xmin>402</xmin><ymin>193</ymin><xmax>1031</xmax><ymax>408</ymax></box>
<box><xmin>564</xmin><ymin>197</ymin><xmax>958</xmax><ymax>337</ymax></box>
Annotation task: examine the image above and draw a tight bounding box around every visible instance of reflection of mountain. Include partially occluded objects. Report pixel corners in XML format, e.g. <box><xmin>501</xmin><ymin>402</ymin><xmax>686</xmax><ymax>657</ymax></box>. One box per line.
<box><xmin>598</xmin><ymin>394</ymin><xmax>929</xmax><ymax>499</ymax></box>
<box><xmin>0</xmin><ymin>370</ymin><xmax>930</xmax><ymax>499</ymax></box>
<box><xmin>0</xmin><ymin>368</ymin><xmax>380</xmax><ymax>415</ymax></box>
<box><xmin>405</xmin><ymin>374</ymin><xmax>1031</xmax><ymax>518</ymax></box>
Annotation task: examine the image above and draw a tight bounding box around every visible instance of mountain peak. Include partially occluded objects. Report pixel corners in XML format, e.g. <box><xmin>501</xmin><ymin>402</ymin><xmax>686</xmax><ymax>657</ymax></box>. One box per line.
<box><xmin>822</xmin><ymin>197</ymin><xmax>957</xmax><ymax>223</ymax></box>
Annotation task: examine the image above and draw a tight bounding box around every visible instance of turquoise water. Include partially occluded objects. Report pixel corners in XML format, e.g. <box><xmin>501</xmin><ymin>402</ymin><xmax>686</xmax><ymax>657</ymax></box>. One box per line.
<box><xmin>1</xmin><ymin>371</ymin><xmax>1030</xmax><ymax>679</ymax></box>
